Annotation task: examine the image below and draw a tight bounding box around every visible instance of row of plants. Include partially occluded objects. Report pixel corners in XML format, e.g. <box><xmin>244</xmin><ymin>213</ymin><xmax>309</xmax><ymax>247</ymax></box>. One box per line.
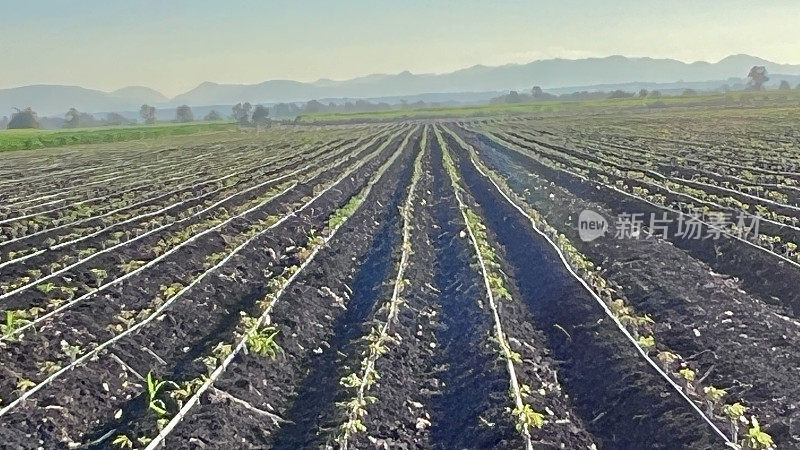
<box><xmin>334</xmin><ymin>126</ymin><xmax>427</xmax><ymax>448</ymax></box>
<box><xmin>551</xmin><ymin>116</ymin><xmax>800</xmax><ymax>181</ymax></box>
<box><xmin>0</xmin><ymin>125</ymin><xmax>333</xmax><ymax>214</ymax></box>
<box><xmin>124</xmin><ymin>127</ymin><xmax>417</xmax><ymax>449</ymax></box>
<box><xmin>0</xmin><ymin>128</ymin><xmax>392</xmax><ymax>307</ymax></box>
<box><xmin>479</xmin><ymin>127</ymin><xmax>800</xmax><ymax>268</ymax></box>
<box><xmin>0</xmin><ymin>125</ymin><xmax>367</xmax><ymax>243</ymax></box>
<box><xmin>445</xmin><ymin>125</ymin><xmax>775</xmax><ymax>449</ymax></box>
<box><xmin>0</xmin><ymin>129</ymin><xmax>410</xmax><ymax>414</ymax></box>
<box><xmin>0</xmin><ymin>131</ymin><xmax>357</xmax><ymax>269</ymax></box>
<box><xmin>504</xmin><ymin>126</ymin><xmax>800</xmax><ymax>230</ymax></box>
<box><xmin>563</xmin><ymin>129</ymin><xmax>800</xmax><ymax>201</ymax></box>
<box><xmin>437</xmin><ymin>126</ymin><xmax>539</xmax><ymax>450</ymax></box>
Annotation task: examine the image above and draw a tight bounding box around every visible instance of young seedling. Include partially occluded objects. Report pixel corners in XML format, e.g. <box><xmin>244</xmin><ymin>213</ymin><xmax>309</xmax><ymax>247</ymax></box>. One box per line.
<box><xmin>678</xmin><ymin>367</ymin><xmax>696</xmax><ymax>382</ymax></box>
<box><xmin>37</xmin><ymin>282</ymin><xmax>56</xmax><ymax>294</ymax></box>
<box><xmin>203</xmin><ymin>342</ymin><xmax>232</xmax><ymax>372</ymax></box>
<box><xmin>60</xmin><ymin>340</ymin><xmax>83</xmax><ymax>362</ymax></box>
<box><xmin>58</xmin><ymin>285</ymin><xmax>78</xmax><ymax>301</ymax></box>
<box><xmin>38</xmin><ymin>361</ymin><xmax>62</xmax><ymax>377</ymax></box>
<box><xmin>159</xmin><ymin>283</ymin><xmax>184</xmax><ymax>300</ymax></box>
<box><xmin>723</xmin><ymin>403</ymin><xmax>747</xmax><ymax>442</ymax></box>
<box><xmin>118</xmin><ymin>260</ymin><xmax>146</xmax><ymax>274</ymax></box>
<box><xmin>16</xmin><ymin>378</ymin><xmax>36</xmax><ymax>393</ymax></box>
<box><xmin>246</xmin><ymin>325</ymin><xmax>283</xmax><ymax>359</ymax></box>
<box><xmin>2</xmin><ymin>310</ymin><xmax>32</xmax><ymax>341</ymax></box>
<box><xmin>703</xmin><ymin>386</ymin><xmax>727</xmax><ymax>415</ymax></box>
<box><xmin>512</xmin><ymin>403</ymin><xmax>545</xmax><ymax>431</ymax></box>
<box><xmin>89</xmin><ymin>268</ymin><xmax>108</xmax><ymax>287</ymax></box>
<box><xmin>170</xmin><ymin>376</ymin><xmax>207</xmax><ymax>408</ymax></box>
<box><xmin>637</xmin><ymin>335</ymin><xmax>656</xmax><ymax>351</ymax></box>
<box><xmin>146</xmin><ymin>371</ymin><xmax>177</xmax><ymax>418</ymax></box>
<box><xmin>745</xmin><ymin>416</ymin><xmax>775</xmax><ymax>449</ymax></box>
<box><xmin>111</xmin><ymin>435</ymin><xmax>133</xmax><ymax>449</ymax></box>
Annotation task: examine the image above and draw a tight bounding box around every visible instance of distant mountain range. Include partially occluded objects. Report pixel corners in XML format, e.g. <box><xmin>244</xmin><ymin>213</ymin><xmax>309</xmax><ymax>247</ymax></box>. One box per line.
<box><xmin>2</xmin><ymin>54</ymin><xmax>800</xmax><ymax>117</ymax></box>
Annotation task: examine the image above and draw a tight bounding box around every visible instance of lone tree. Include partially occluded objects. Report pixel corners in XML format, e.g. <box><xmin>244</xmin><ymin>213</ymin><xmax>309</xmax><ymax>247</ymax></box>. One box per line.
<box><xmin>506</xmin><ymin>90</ymin><xmax>522</xmax><ymax>103</ymax></box>
<box><xmin>746</xmin><ymin>66</ymin><xmax>769</xmax><ymax>91</ymax></box>
<box><xmin>231</xmin><ymin>102</ymin><xmax>252</xmax><ymax>125</ymax></box>
<box><xmin>638</xmin><ymin>88</ymin><xmax>649</xmax><ymax>98</ymax></box>
<box><xmin>175</xmin><ymin>105</ymin><xmax>193</xmax><ymax>122</ymax></box>
<box><xmin>8</xmin><ymin>108</ymin><xmax>40</xmax><ymax>129</ymax></box>
<box><xmin>531</xmin><ymin>86</ymin><xmax>543</xmax><ymax>98</ymax></box>
<box><xmin>140</xmin><ymin>104</ymin><xmax>156</xmax><ymax>124</ymax></box>
<box><xmin>251</xmin><ymin>105</ymin><xmax>270</xmax><ymax>126</ymax></box>
<box><xmin>65</xmin><ymin>108</ymin><xmax>81</xmax><ymax>128</ymax></box>
<box><xmin>779</xmin><ymin>80</ymin><xmax>791</xmax><ymax>90</ymax></box>
<box><xmin>203</xmin><ymin>110</ymin><xmax>222</xmax><ymax>121</ymax></box>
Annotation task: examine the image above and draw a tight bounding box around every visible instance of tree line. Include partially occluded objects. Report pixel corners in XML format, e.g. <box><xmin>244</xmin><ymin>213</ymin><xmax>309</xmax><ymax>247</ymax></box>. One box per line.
<box><xmin>492</xmin><ymin>66</ymin><xmax>800</xmax><ymax>105</ymax></box>
<box><xmin>2</xmin><ymin>97</ymin><xmax>419</xmax><ymax>129</ymax></box>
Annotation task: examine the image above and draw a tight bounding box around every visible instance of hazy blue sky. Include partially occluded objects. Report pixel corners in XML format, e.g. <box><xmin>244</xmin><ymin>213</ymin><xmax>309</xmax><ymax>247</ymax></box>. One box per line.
<box><xmin>2</xmin><ymin>0</ymin><xmax>799</xmax><ymax>96</ymax></box>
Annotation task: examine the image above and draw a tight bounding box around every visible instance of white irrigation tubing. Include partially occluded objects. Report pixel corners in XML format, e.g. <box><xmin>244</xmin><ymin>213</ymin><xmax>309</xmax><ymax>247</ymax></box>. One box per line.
<box><xmin>0</xmin><ymin>127</ymin><xmax>409</xmax><ymax>419</ymax></box>
<box><xmin>476</xmin><ymin>129</ymin><xmax>800</xmax><ymax>333</ymax></box>
<box><xmin>0</xmin><ymin>165</ymin><xmax>104</xmax><ymax>189</ymax></box>
<box><xmin>0</xmin><ymin>131</ymin><xmax>394</xmax><ymax>337</ymax></box>
<box><xmin>0</xmin><ymin>154</ymin><xmax>231</xmax><ymax>225</ymax></box>
<box><xmin>0</xmin><ymin>148</ymin><xmax>238</xmax><ymax>215</ymax></box>
<box><xmin>1</xmin><ymin>176</ymin><xmax>214</xmax><ymax>248</ymax></box>
<box><xmin>0</xmin><ymin>152</ymin><xmax>221</xmax><ymax>210</ymax></box>
<box><xmin>0</xmin><ymin>172</ymin><xmax>298</xmax><ymax>302</ymax></box>
<box><xmin>0</xmin><ymin>180</ymin><xmax>294</xmax><ymax>343</ymax></box>
<box><xmin>443</xmin><ymin>126</ymin><xmax>734</xmax><ymax>446</ymax></box>
<box><xmin>0</xmin><ymin>173</ymin><xmax>257</xmax><ymax>270</ymax></box>
<box><xmin>11</xmin><ymin>176</ymin><xmax>181</xmax><ymax>214</ymax></box>
<box><xmin>578</xmin><ymin>137</ymin><xmax>800</xmax><ymax>192</ymax></box>
<box><xmin>0</xmin><ymin>133</ymin><xmax>383</xmax><ymax>299</ymax></box>
<box><xmin>589</xmin><ymin>133</ymin><xmax>800</xmax><ymax>178</ymax></box>
<box><xmin>496</xmin><ymin>130</ymin><xmax>800</xmax><ymax>233</ymax></box>
<box><xmin>0</xmin><ymin>135</ymin><xmax>358</xmax><ymax>262</ymax></box>
<box><xmin>2</xmin><ymin>133</ymin><xmax>357</xmax><ymax>216</ymax></box>
<box><xmin>480</xmin><ymin>129</ymin><xmax>800</xmax><ymax>272</ymax></box>
<box><xmin>143</xmin><ymin>125</ymin><xmax>415</xmax><ymax>450</ymax></box>
<box><xmin>513</xmin><ymin>129</ymin><xmax>800</xmax><ymax>218</ymax></box>
<box><xmin>338</xmin><ymin>126</ymin><xmax>425</xmax><ymax>450</ymax></box>
<box><xmin>436</xmin><ymin>126</ymin><xmax>534</xmax><ymax>450</ymax></box>
<box><xmin>0</xmin><ymin>151</ymin><xmax>208</xmax><ymax>203</ymax></box>
<box><xmin>0</xmin><ymin>141</ymin><xmax>317</xmax><ymax>243</ymax></box>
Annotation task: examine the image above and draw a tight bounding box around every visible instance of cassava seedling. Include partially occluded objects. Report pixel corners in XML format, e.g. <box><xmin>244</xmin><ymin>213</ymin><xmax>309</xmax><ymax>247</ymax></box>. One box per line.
<box><xmin>703</xmin><ymin>386</ymin><xmax>727</xmax><ymax>414</ymax></box>
<box><xmin>246</xmin><ymin>325</ymin><xmax>283</xmax><ymax>359</ymax></box>
<box><xmin>512</xmin><ymin>404</ymin><xmax>545</xmax><ymax>432</ymax></box>
<box><xmin>146</xmin><ymin>371</ymin><xmax>177</xmax><ymax>418</ymax></box>
<box><xmin>745</xmin><ymin>416</ymin><xmax>775</xmax><ymax>449</ymax></box>
<box><xmin>723</xmin><ymin>403</ymin><xmax>747</xmax><ymax>442</ymax></box>
<box><xmin>89</xmin><ymin>268</ymin><xmax>107</xmax><ymax>287</ymax></box>
<box><xmin>112</xmin><ymin>435</ymin><xmax>133</xmax><ymax>449</ymax></box>
<box><xmin>2</xmin><ymin>310</ymin><xmax>32</xmax><ymax>341</ymax></box>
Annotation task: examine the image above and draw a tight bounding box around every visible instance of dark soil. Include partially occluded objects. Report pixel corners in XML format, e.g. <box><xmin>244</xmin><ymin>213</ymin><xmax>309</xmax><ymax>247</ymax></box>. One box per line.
<box><xmin>445</xmin><ymin>128</ymin><xmax>726</xmax><ymax>449</ymax></box>
<box><xmin>156</xmin><ymin>129</ymin><xmax>420</xmax><ymax>449</ymax></box>
<box><xmin>0</xmin><ymin>129</ymin><xmax>410</xmax><ymax>448</ymax></box>
<box><xmin>490</xmin><ymin>127</ymin><xmax>800</xmax><ymax>319</ymax></box>
<box><xmin>458</xmin><ymin>124</ymin><xmax>800</xmax><ymax>446</ymax></box>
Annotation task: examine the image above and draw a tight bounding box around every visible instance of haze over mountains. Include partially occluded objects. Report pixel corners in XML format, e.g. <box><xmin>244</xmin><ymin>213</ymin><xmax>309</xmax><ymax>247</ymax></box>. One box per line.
<box><xmin>3</xmin><ymin>54</ymin><xmax>800</xmax><ymax>116</ymax></box>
